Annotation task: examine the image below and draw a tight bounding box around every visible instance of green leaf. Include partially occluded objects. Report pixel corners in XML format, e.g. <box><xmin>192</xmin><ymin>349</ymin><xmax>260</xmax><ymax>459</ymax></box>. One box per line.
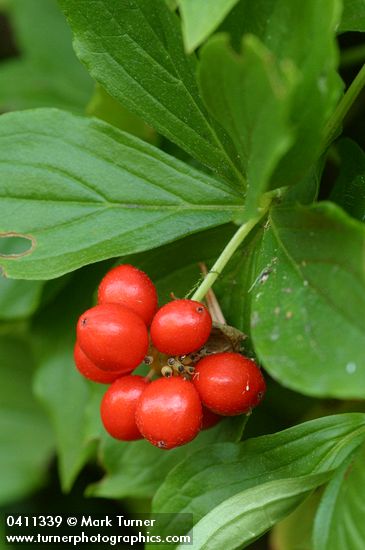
<box><xmin>86</xmin><ymin>84</ymin><xmax>158</xmax><ymax>144</ymax></box>
<box><xmin>178</xmin><ymin>0</ymin><xmax>240</xmax><ymax>52</ymax></box>
<box><xmin>150</xmin><ymin>413</ymin><xmax>365</xmax><ymax>548</ymax></box>
<box><xmin>339</xmin><ymin>0</ymin><xmax>365</xmax><ymax>32</ymax></box>
<box><xmin>270</xmin><ymin>492</ymin><xmax>321</xmax><ymax>550</ymax></box>
<box><xmin>89</xmin><ymin>412</ymin><xmax>246</xmax><ymax>500</ymax></box>
<box><xmin>180</xmin><ymin>472</ymin><xmax>331</xmax><ymax>550</ymax></box>
<box><xmin>59</xmin><ymin>0</ymin><xmax>242</xmax><ymax>186</ymax></box>
<box><xmin>225</xmin><ymin>0</ymin><xmax>342</xmax><ymax>186</ymax></box>
<box><xmin>331</xmin><ymin>139</ymin><xmax>365</xmax><ymax>222</ymax></box>
<box><xmin>0</xmin><ymin>0</ymin><xmax>92</xmax><ymax>112</ymax></box>
<box><xmin>313</xmin><ymin>443</ymin><xmax>365</xmax><ymax>550</ymax></box>
<box><xmin>0</xmin><ymin>335</ymin><xmax>54</xmax><ymax>504</ymax></box>
<box><xmin>251</xmin><ymin>202</ymin><xmax>365</xmax><ymax>398</ymax></box>
<box><xmin>199</xmin><ymin>34</ymin><xmax>295</xmax><ymax>216</ymax></box>
<box><xmin>0</xmin><ymin>109</ymin><xmax>244</xmax><ymax>280</ymax></box>
<box><xmin>32</xmin><ymin>265</ymin><xmax>107</xmax><ymax>491</ymax></box>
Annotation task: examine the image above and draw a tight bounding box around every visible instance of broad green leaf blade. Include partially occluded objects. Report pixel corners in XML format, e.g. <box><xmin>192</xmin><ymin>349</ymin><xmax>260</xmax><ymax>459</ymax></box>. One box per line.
<box><xmin>180</xmin><ymin>472</ymin><xmax>331</xmax><ymax>550</ymax></box>
<box><xmin>32</xmin><ymin>264</ymin><xmax>107</xmax><ymax>491</ymax></box>
<box><xmin>0</xmin><ymin>0</ymin><xmax>92</xmax><ymax>112</ymax></box>
<box><xmin>251</xmin><ymin>202</ymin><xmax>365</xmax><ymax>398</ymax></box>
<box><xmin>339</xmin><ymin>0</ymin><xmax>365</xmax><ymax>32</ymax></box>
<box><xmin>89</xmin><ymin>416</ymin><xmax>245</xmax><ymax>500</ymax></box>
<box><xmin>59</xmin><ymin>0</ymin><xmax>243</xmax><ymax>186</ymax></box>
<box><xmin>0</xmin><ymin>335</ymin><xmax>54</xmax><ymax>504</ymax></box>
<box><xmin>313</xmin><ymin>443</ymin><xmax>365</xmax><ymax>550</ymax></box>
<box><xmin>331</xmin><ymin>139</ymin><xmax>365</xmax><ymax>222</ymax></box>
<box><xmin>150</xmin><ymin>414</ymin><xmax>365</xmax><ymax>549</ymax></box>
<box><xmin>0</xmin><ymin>109</ymin><xmax>244</xmax><ymax>280</ymax></box>
<box><xmin>199</xmin><ymin>34</ymin><xmax>295</xmax><ymax>216</ymax></box>
<box><xmin>178</xmin><ymin>0</ymin><xmax>240</xmax><ymax>53</ymax></box>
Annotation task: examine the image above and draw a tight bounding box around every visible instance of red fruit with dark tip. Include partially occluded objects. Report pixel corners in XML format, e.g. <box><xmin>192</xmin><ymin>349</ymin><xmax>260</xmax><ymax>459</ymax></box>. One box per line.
<box><xmin>98</xmin><ymin>264</ymin><xmax>158</xmax><ymax>326</ymax></box>
<box><xmin>101</xmin><ymin>375</ymin><xmax>149</xmax><ymax>441</ymax></box>
<box><xmin>135</xmin><ymin>376</ymin><xmax>202</xmax><ymax>449</ymax></box>
<box><xmin>77</xmin><ymin>303</ymin><xmax>149</xmax><ymax>372</ymax></box>
<box><xmin>150</xmin><ymin>299</ymin><xmax>212</xmax><ymax>356</ymax></box>
<box><xmin>73</xmin><ymin>343</ymin><xmax>125</xmax><ymax>384</ymax></box>
<box><xmin>193</xmin><ymin>352</ymin><xmax>266</xmax><ymax>416</ymax></box>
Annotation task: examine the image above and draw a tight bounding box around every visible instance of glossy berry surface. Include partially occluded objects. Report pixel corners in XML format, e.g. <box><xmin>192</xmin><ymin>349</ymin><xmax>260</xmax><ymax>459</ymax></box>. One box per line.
<box><xmin>135</xmin><ymin>376</ymin><xmax>202</xmax><ymax>449</ymax></box>
<box><xmin>77</xmin><ymin>303</ymin><xmax>149</xmax><ymax>372</ymax></box>
<box><xmin>74</xmin><ymin>343</ymin><xmax>125</xmax><ymax>384</ymax></box>
<box><xmin>193</xmin><ymin>352</ymin><xmax>266</xmax><ymax>416</ymax></box>
<box><xmin>98</xmin><ymin>264</ymin><xmax>158</xmax><ymax>326</ymax></box>
<box><xmin>101</xmin><ymin>375</ymin><xmax>149</xmax><ymax>440</ymax></box>
<box><xmin>150</xmin><ymin>299</ymin><xmax>212</xmax><ymax>356</ymax></box>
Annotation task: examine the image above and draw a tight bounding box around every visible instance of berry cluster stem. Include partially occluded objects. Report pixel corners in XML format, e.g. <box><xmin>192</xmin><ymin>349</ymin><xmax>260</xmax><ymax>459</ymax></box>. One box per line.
<box><xmin>192</xmin><ymin>196</ymin><xmax>272</xmax><ymax>303</ymax></box>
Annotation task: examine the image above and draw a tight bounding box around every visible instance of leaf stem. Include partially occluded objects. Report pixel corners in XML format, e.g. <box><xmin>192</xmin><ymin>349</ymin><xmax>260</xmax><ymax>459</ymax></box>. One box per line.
<box><xmin>322</xmin><ymin>63</ymin><xmax>365</xmax><ymax>150</ymax></box>
<box><xmin>192</xmin><ymin>197</ymin><xmax>272</xmax><ymax>302</ymax></box>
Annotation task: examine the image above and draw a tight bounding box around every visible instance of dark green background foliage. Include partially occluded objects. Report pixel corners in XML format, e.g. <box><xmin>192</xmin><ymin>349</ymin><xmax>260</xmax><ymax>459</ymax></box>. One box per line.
<box><xmin>0</xmin><ymin>0</ymin><xmax>365</xmax><ymax>548</ymax></box>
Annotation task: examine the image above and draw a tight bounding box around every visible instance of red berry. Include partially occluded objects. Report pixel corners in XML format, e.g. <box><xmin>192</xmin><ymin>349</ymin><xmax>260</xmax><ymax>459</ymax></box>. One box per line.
<box><xmin>201</xmin><ymin>406</ymin><xmax>222</xmax><ymax>430</ymax></box>
<box><xmin>101</xmin><ymin>375</ymin><xmax>149</xmax><ymax>440</ymax></box>
<box><xmin>98</xmin><ymin>264</ymin><xmax>158</xmax><ymax>326</ymax></box>
<box><xmin>193</xmin><ymin>352</ymin><xmax>266</xmax><ymax>416</ymax></box>
<box><xmin>150</xmin><ymin>299</ymin><xmax>212</xmax><ymax>356</ymax></box>
<box><xmin>74</xmin><ymin>343</ymin><xmax>125</xmax><ymax>384</ymax></box>
<box><xmin>135</xmin><ymin>376</ymin><xmax>202</xmax><ymax>449</ymax></box>
<box><xmin>77</xmin><ymin>303</ymin><xmax>149</xmax><ymax>372</ymax></box>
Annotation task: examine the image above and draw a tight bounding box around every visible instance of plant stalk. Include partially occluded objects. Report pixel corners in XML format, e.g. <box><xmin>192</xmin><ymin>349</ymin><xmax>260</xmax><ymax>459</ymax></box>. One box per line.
<box><xmin>322</xmin><ymin>62</ymin><xmax>365</xmax><ymax>151</ymax></box>
<box><xmin>192</xmin><ymin>198</ymin><xmax>271</xmax><ymax>302</ymax></box>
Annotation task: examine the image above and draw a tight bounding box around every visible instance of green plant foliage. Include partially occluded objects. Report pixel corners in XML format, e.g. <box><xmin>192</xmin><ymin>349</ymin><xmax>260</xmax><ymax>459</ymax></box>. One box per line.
<box><xmin>313</xmin><ymin>443</ymin><xmax>365</xmax><ymax>550</ymax></box>
<box><xmin>0</xmin><ymin>109</ymin><xmax>244</xmax><ymax>280</ymax></box>
<box><xmin>89</xmin><ymin>416</ymin><xmax>245</xmax><ymax>500</ymax></box>
<box><xmin>339</xmin><ymin>0</ymin><xmax>365</xmax><ymax>32</ymax></box>
<box><xmin>0</xmin><ymin>335</ymin><xmax>54</xmax><ymax>504</ymax></box>
<box><xmin>32</xmin><ymin>265</ymin><xmax>107</xmax><ymax>491</ymax></box>
<box><xmin>0</xmin><ymin>0</ymin><xmax>365</xmax><ymax>545</ymax></box>
<box><xmin>178</xmin><ymin>0</ymin><xmax>240</xmax><ymax>52</ymax></box>
<box><xmin>150</xmin><ymin>414</ymin><xmax>365</xmax><ymax>548</ymax></box>
<box><xmin>251</xmin><ymin>202</ymin><xmax>365</xmax><ymax>398</ymax></box>
<box><xmin>199</xmin><ymin>34</ymin><xmax>295</xmax><ymax>216</ymax></box>
<box><xmin>0</xmin><ymin>0</ymin><xmax>92</xmax><ymax>112</ymax></box>
<box><xmin>180</xmin><ymin>473</ymin><xmax>331</xmax><ymax>550</ymax></box>
<box><xmin>59</xmin><ymin>0</ymin><xmax>242</xmax><ymax>186</ymax></box>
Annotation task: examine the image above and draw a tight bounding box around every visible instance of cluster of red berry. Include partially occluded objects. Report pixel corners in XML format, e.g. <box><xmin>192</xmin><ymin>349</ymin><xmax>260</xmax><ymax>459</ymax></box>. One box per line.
<box><xmin>74</xmin><ymin>265</ymin><xmax>266</xmax><ymax>450</ymax></box>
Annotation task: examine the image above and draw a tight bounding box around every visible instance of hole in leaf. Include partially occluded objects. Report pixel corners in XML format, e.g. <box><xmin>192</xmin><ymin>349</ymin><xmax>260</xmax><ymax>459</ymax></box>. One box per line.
<box><xmin>0</xmin><ymin>233</ymin><xmax>35</xmax><ymax>257</ymax></box>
